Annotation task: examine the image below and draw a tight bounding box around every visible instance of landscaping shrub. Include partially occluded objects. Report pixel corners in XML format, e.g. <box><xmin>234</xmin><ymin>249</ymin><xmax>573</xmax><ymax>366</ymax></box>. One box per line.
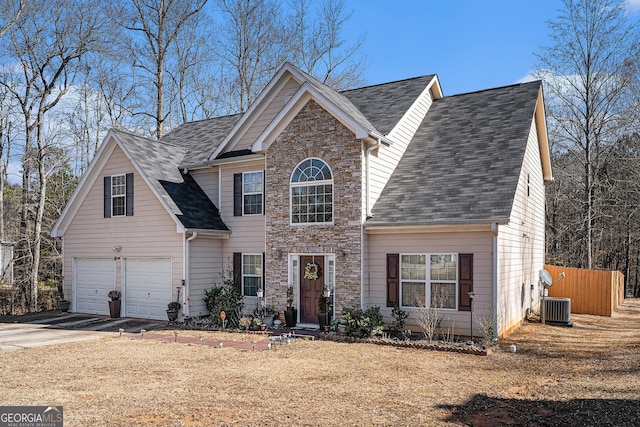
<box><xmin>344</xmin><ymin>306</ymin><xmax>384</xmax><ymax>338</ymax></box>
<box><xmin>390</xmin><ymin>305</ymin><xmax>409</xmax><ymax>337</ymax></box>
<box><xmin>204</xmin><ymin>267</ymin><xmax>244</xmax><ymax>328</ymax></box>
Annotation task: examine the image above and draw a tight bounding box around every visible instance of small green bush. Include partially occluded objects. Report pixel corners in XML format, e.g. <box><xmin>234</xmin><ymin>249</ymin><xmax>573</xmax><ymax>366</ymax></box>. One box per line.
<box><xmin>390</xmin><ymin>305</ymin><xmax>409</xmax><ymax>337</ymax></box>
<box><xmin>204</xmin><ymin>266</ymin><xmax>244</xmax><ymax>328</ymax></box>
<box><xmin>344</xmin><ymin>306</ymin><xmax>383</xmax><ymax>338</ymax></box>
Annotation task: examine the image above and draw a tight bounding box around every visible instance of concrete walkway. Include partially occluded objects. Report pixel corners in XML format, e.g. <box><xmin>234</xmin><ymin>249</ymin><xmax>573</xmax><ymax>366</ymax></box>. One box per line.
<box><xmin>0</xmin><ymin>321</ymin><xmax>111</xmax><ymax>351</ymax></box>
<box><xmin>0</xmin><ymin>313</ymin><xmax>166</xmax><ymax>351</ymax></box>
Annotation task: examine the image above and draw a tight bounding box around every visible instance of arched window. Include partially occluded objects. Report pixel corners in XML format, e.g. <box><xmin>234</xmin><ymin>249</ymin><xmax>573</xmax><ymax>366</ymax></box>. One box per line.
<box><xmin>290</xmin><ymin>158</ymin><xmax>333</xmax><ymax>224</ymax></box>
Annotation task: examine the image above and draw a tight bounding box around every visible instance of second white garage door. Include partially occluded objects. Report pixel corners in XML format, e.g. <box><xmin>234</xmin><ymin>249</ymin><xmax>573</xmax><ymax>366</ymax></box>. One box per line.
<box><xmin>124</xmin><ymin>258</ymin><xmax>172</xmax><ymax>320</ymax></box>
<box><xmin>75</xmin><ymin>258</ymin><xmax>114</xmax><ymax>315</ymax></box>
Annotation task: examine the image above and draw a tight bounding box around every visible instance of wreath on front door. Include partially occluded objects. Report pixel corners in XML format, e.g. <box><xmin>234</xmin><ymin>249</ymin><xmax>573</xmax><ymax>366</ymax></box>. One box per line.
<box><xmin>304</xmin><ymin>262</ymin><xmax>320</xmax><ymax>280</ymax></box>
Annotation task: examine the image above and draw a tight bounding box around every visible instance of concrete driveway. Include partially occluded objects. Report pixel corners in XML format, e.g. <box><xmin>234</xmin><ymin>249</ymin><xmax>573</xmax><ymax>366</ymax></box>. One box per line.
<box><xmin>0</xmin><ymin>314</ymin><xmax>166</xmax><ymax>351</ymax></box>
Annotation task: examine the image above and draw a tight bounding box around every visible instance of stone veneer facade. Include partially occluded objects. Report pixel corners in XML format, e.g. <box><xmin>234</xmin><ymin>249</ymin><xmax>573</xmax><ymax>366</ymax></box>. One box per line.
<box><xmin>265</xmin><ymin>100</ymin><xmax>363</xmax><ymax>315</ymax></box>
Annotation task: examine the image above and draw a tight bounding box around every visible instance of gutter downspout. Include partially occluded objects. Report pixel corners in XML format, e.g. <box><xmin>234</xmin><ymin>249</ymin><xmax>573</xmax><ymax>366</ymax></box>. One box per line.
<box><xmin>491</xmin><ymin>223</ymin><xmax>499</xmax><ymax>337</ymax></box>
<box><xmin>185</xmin><ymin>232</ymin><xmax>198</xmax><ymax>317</ymax></box>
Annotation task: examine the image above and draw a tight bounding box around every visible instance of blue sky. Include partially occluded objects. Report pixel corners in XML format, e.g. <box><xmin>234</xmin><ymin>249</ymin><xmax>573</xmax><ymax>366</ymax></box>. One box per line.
<box><xmin>342</xmin><ymin>0</ymin><xmax>634</xmax><ymax>95</ymax></box>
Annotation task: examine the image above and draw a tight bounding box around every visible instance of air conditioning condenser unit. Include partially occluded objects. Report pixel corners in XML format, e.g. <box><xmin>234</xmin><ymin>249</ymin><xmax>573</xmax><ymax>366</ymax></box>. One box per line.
<box><xmin>543</xmin><ymin>297</ymin><xmax>573</xmax><ymax>326</ymax></box>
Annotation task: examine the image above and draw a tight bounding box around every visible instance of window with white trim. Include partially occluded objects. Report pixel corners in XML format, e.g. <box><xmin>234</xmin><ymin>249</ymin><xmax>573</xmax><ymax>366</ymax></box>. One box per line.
<box><xmin>243</xmin><ymin>171</ymin><xmax>263</xmax><ymax>215</ymax></box>
<box><xmin>290</xmin><ymin>158</ymin><xmax>333</xmax><ymax>224</ymax></box>
<box><xmin>111</xmin><ymin>174</ymin><xmax>126</xmax><ymax>217</ymax></box>
<box><xmin>242</xmin><ymin>254</ymin><xmax>262</xmax><ymax>297</ymax></box>
<box><xmin>401</xmin><ymin>254</ymin><xmax>457</xmax><ymax>309</ymax></box>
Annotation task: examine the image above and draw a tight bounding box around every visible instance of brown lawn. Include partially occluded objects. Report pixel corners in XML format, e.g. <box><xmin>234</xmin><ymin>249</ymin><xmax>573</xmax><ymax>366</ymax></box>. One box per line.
<box><xmin>1</xmin><ymin>300</ymin><xmax>639</xmax><ymax>426</ymax></box>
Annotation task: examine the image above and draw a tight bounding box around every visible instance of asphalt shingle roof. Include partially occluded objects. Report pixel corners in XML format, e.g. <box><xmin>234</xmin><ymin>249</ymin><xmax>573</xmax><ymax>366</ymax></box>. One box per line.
<box><xmin>114</xmin><ymin>129</ymin><xmax>228</xmax><ymax>231</ymax></box>
<box><xmin>160</xmin><ymin>114</ymin><xmax>241</xmax><ymax>165</ymax></box>
<box><xmin>367</xmin><ymin>81</ymin><xmax>542</xmax><ymax>226</ymax></box>
<box><xmin>342</xmin><ymin>75</ymin><xmax>436</xmax><ymax>135</ymax></box>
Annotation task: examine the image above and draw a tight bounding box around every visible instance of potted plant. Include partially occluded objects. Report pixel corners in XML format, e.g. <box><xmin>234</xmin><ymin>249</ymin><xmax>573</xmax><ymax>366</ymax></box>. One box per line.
<box><xmin>251</xmin><ymin>316</ymin><xmax>261</xmax><ymax>331</ymax></box>
<box><xmin>317</xmin><ymin>289</ymin><xmax>330</xmax><ymax>330</ymax></box>
<box><xmin>108</xmin><ymin>290</ymin><xmax>121</xmax><ymax>318</ymax></box>
<box><xmin>263</xmin><ymin>305</ymin><xmax>276</xmax><ymax>327</ymax></box>
<box><xmin>166</xmin><ymin>301</ymin><xmax>181</xmax><ymax>322</ymax></box>
<box><xmin>57</xmin><ymin>283</ymin><xmax>70</xmax><ymax>312</ymax></box>
<box><xmin>285</xmin><ymin>285</ymin><xmax>297</xmax><ymax>327</ymax></box>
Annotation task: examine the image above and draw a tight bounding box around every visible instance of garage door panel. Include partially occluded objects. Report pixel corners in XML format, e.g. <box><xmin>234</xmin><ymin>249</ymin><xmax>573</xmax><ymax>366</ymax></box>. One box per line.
<box><xmin>125</xmin><ymin>259</ymin><xmax>172</xmax><ymax>320</ymax></box>
<box><xmin>75</xmin><ymin>259</ymin><xmax>114</xmax><ymax>315</ymax></box>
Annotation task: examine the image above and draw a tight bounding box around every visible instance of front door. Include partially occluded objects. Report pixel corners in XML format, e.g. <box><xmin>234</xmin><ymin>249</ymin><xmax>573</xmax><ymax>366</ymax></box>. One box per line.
<box><xmin>299</xmin><ymin>255</ymin><xmax>324</xmax><ymax>323</ymax></box>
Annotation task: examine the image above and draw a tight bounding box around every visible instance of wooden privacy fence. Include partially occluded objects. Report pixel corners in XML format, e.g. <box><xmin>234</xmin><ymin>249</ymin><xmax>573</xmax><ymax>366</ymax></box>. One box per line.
<box><xmin>544</xmin><ymin>265</ymin><xmax>624</xmax><ymax>317</ymax></box>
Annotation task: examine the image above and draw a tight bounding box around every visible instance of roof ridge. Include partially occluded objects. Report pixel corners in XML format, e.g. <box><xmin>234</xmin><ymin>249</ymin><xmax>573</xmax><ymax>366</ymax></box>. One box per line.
<box><xmin>340</xmin><ymin>74</ymin><xmax>436</xmax><ymax>94</ymax></box>
<box><xmin>111</xmin><ymin>127</ymin><xmax>187</xmax><ymax>151</ymax></box>
<box><xmin>168</xmin><ymin>112</ymin><xmax>242</xmax><ymax>126</ymax></box>
<box><xmin>445</xmin><ymin>80</ymin><xmax>541</xmax><ymax>98</ymax></box>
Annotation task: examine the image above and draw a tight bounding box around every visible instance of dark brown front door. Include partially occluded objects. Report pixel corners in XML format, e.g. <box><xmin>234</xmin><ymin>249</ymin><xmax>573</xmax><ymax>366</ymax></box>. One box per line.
<box><xmin>299</xmin><ymin>255</ymin><xmax>324</xmax><ymax>323</ymax></box>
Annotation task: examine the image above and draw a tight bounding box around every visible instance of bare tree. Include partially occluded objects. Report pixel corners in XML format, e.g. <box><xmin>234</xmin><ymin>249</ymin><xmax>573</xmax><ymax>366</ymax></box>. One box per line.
<box><xmin>0</xmin><ymin>0</ymin><xmax>106</xmax><ymax>311</ymax></box>
<box><xmin>285</xmin><ymin>0</ymin><xmax>366</xmax><ymax>90</ymax></box>
<box><xmin>216</xmin><ymin>0</ymin><xmax>285</xmax><ymax>113</ymax></box>
<box><xmin>120</xmin><ymin>0</ymin><xmax>208</xmax><ymax>139</ymax></box>
<box><xmin>0</xmin><ymin>0</ymin><xmax>23</xmax><ymax>38</ymax></box>
<box><xmin>536</xmin><ymin>0</ymin><xmax>640</xmax><ymax>269</ymax></box>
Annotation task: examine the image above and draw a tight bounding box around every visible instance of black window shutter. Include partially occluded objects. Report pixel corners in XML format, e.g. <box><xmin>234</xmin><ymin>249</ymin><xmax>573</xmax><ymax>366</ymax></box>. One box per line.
<box><xmin>234</xmin><ymin>173</ymin><xmax>242</xmax><ymax>216</ymax></box>
<box><xmin>233</xmin><ymin>252</ymin><xmax>242</xmax><ymax>294</ymax></box>
<box><xmin>262</xmin><ymin>170</ymin><xmax>266</xmax><ymax>215</ymax></box>
<box><xmin>262</xmin><ymin>252</ymin><xmax>266</xmax><ymax>290</ymax></box>
<box><xmin>387</xmin><ymin>253</ymin><xmax>400</xmax><ymax>307</ymax></box>
<box><xmin>125</xmin><ymin>173</ymin><xmax>134</xmax><ymax>216</ymax></box>
<box><xmin>458</xmin><ymin>254</ymin><xmax>473</xmax><ymax>311</ymax></box>
<box><xmin>103</xmin><ymin>176</ymin><xmax>111</xmax><ymax>218</ymax></box>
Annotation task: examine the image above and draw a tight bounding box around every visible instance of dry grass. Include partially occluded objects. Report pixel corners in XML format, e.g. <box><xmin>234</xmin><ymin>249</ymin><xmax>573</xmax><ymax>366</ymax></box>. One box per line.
<box><xmin>1</xmin><ymin>300</ymin><xmax>639</xmax><ymax>426</ymax></box>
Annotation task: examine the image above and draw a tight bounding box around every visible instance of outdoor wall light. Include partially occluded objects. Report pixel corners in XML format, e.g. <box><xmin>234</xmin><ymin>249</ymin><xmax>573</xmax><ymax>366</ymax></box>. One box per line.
<box><xmin>277</xmin><ymin>248</ymin><xmax>282</xmax><ymax>259</ymax></box>
<box><xmin>338</xmin><ymin>247</ymin><xmax>346</xmax><ymax>260</ymax></box>
<box><xmin>112</xmin><ymin>245</ymin><xmax>122</xmax><ymax>252</ymax></box>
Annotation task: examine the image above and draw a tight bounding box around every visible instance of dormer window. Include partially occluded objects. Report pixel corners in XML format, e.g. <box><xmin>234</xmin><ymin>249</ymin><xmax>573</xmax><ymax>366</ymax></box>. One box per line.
<box><xmin>290</xmin><ymin>158</ymin><xmax>333</xmax><ymax>224</ymax></box>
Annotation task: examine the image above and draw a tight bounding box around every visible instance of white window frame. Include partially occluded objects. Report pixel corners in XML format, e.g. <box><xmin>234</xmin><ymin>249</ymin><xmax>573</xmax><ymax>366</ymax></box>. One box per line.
<box><xmin>111</xmin><ymin>174</ymin><xmax>126</xmax><ymax>217</ymax></box>
<box><xmin>242</xmin><ymin>253</ymin><xmax>263</xmax><ymax>297</ymax></box>
<box><xmin>242</xmin><ymin>171</ymin><xmax>263</xmax><ymax>216</ymax></box>
<box><xmin>290</xmin><ymin>158</ymin><xmax>334</xmax><ymax>225</ymax></box>
<box><xmin>400</xmin><ymin>253</ymin><xmax>458</xmax><ymax>310</ymax></box>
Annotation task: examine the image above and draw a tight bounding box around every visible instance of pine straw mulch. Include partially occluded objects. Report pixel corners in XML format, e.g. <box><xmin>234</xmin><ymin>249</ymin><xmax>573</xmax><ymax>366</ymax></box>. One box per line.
<box><xmin>0</xmin><ymin>299</ymin><xmax>639</xmax><ymax>426</ymax></box>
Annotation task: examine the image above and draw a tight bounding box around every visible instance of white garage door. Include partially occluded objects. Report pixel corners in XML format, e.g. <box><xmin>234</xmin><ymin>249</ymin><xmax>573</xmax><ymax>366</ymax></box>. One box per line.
<box><xmin>75</xmin><ymin>258</ymin><xmax>115</xmax><ymax>315</ymax></box>
<box><xmin>124</xmin><ymin>258</ymin><xmax>172</xmax><ymax>320</ymax></box>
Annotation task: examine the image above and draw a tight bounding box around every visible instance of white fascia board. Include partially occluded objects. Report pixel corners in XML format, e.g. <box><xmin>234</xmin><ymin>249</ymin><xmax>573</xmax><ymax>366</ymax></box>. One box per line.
<box><xmin>184</xmin><ymin>228</ymin><xmax>231</xmax><ymax>238</ymax></box>
<box><xmin>208</xmin><ymin>64</ymin><xmax>307</xmax><ymax>161</ymax></box>
<box><xmin>429</xmin><ymin>75</ymin><xmax>444</xmax><ymax>99</ymax></box>
<box><xmin>51</xmin><ymin>130</ymin><xmax>119</xmax><ymax>237</ymax></box>
<box><xmin>364</xmin><ymin>222</ymin><xmax>499</xmax><ymax>234</ymax></box>
<box><xmin>535</xmin><ymin>87</ymin><xmax>553</xmax><ymax>182</ymax></box>
<box><xmin>251</xmin><ymin>83</ymin><xmax>370</xmax><ymax>153</ymax></box>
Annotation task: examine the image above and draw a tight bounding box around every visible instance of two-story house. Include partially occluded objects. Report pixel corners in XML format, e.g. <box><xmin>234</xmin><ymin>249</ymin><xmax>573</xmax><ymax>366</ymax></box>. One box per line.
<box><xmin>52</xmin><ymin>63</ymin><xmax>552</xmax><ymax>337</ymax></box>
